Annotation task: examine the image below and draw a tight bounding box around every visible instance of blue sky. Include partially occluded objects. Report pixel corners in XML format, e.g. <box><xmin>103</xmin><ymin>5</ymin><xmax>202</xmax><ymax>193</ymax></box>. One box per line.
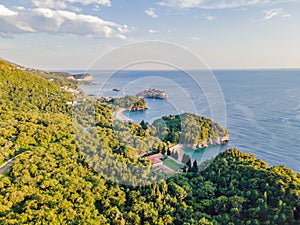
<box><xmin>0</xmin><ymin>0</ymin><xmax>299</xmax><ymax>69</ymax></box>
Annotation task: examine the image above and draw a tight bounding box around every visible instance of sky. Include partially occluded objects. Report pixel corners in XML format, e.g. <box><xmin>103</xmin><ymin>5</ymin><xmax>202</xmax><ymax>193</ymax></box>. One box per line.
<box><xmin>0</xmin><ymin>0</ymin><xmax>300</xmax><ymax>70</ymax></box>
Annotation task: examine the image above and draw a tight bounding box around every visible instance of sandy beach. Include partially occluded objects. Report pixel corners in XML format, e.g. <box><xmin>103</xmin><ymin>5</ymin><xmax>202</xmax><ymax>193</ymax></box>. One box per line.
<box><xmin>114</xmin><ymin>108</ymin><xmax>133</xmax><ymax>122</ymax></box>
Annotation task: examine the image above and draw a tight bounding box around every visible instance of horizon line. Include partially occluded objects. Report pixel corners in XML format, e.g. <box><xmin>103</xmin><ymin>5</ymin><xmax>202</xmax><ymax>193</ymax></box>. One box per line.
<box><xmin>49</xmin><ymin>67</ymin><xmax>300</xmax><ymax>72</ymax></box>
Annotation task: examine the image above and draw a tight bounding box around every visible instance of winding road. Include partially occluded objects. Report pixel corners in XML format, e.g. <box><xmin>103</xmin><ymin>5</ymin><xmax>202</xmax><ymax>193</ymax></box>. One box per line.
<box><xmin>0</xmin><ymin>155</ymin><xmax>20</xmax><ymax>175</ymax></box>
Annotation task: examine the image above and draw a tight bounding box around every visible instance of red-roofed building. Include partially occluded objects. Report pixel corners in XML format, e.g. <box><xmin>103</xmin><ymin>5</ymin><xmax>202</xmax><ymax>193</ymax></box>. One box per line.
<box><xmin>146</xmin><ymin>153</ymin><xmax>163</xmax><ymax>167</ymax></box>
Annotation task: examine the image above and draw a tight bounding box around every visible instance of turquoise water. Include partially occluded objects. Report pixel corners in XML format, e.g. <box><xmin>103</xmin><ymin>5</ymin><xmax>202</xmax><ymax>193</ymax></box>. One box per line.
<box><xmin>79</xmin><ymin>70</ymin><xmax>300</xmax><ymax>172</ymax></box>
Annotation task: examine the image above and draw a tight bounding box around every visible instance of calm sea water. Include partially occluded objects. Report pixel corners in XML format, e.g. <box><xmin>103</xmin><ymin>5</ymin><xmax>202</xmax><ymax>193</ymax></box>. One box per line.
<box><xmin>78</xmin><ymin>70</ymin><xmax>300</xmax><ymax>172</ymax></box>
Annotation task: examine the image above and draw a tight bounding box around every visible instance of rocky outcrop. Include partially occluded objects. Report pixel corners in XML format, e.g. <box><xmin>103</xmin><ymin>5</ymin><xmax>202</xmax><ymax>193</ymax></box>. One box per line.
<box><xmin>193</xmin><ymin>135</ymin><xmax>230</xmax><ymax>149</ymax></box>
<box><xmin>72</xmin><ymin>73</ymin><xmax>93</xmax><ymax>81</ymax></box>
<box><xmin>130</xmin><ymin>106</ymin><xmax>149</xmax><ymax>111</ymax></box>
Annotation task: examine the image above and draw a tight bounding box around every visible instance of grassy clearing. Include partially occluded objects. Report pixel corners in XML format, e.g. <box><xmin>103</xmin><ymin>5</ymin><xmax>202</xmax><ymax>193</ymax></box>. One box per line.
<box><xmin>163</xmin><ymin>158</ymin><xmax>184</xmax><ymax>171</ymax></box>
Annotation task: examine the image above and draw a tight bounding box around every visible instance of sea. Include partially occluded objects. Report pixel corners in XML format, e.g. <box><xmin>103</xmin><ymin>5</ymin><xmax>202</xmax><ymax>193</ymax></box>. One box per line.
<box><xmin>76</xmin><ymin>70</ymin><xmax>300</xmax><ymax>173</ymax></box>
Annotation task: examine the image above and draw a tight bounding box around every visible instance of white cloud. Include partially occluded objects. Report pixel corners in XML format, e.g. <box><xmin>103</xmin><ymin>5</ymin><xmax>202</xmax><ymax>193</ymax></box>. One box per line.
<box><xmin>145</xmin><ymin>8</ymin><xmax>158</xmax><ymax>18</ymax></box>
<box><xmin>14</xmin><ymin>6</ymin><xmax>26</xmax><ymax>10</ymax></box>
<box><xmin>148</xmin><ymin>29</ymin><xmax>159</xmax><ymax>33</ymax></box>
<box><xmin>0</xmin><ymin>6</ymin><xmax>128</xmax><ymax>39</ymax></box>
<box><xmin>68</xmin><ymin>0</ymin><xmax>111</xmax><ymax>7</ymax></box>
<box><xmin>191</xmin><ymin>36</ymin><xmax>200</xmax><ymax>40</ymax></box>
<box><xmin>262</xmin><ymin>8</ymin><xmax>290</xmax><ymax>20</ymax></box>
<box><xmin>0</xmin><ymin>4</ymin><xmax>18</xmax><ymax>16</ymax></box>
<box><xmin>93</xmin><ymin>5</ymin><xmax>101</xmax><ymax>11</ymax></box>
<box><xmin>30</xmin><ymin>0</ymin><xmax>67</xmax><ymax>9</ymax></box>
<box><xmin>203</xmin><ymin>14</ymin><xmax>216</xmax><ymax>21</ymax></box>
<box><xmin>0</xmin><ymin>32</ymin><xmax>13</xmax><ymax>38</ymax></box>
<box><xmin>282</xmin><ymin>14</ymin><xmax>291</xmax><ymax>18</ymax></box>
<box><xmin>158</xmin><ymin>0</ymin><xmax>290</xmax><ymax>9</ymax></box>
<box><xmin>263</xmin><ymin>8</ymin><xmax>282</xmax><ymax>20</ymax></box>
<box><xmin>29</xmin><ymin>0</ymin><xmax>111</xmax><ymax>11</ymax></box>
<box><xmin>16</xmin><ymin>24</ymin><xmax>36</xmax><ymax>32</ymax></box>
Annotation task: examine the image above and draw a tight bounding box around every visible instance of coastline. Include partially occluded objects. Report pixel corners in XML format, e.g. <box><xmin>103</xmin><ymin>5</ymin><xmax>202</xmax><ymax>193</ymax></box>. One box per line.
<box><xmin>114</xmin><ymin>108</ymin><xmax>133</xmax><ymax>122</ymax></box>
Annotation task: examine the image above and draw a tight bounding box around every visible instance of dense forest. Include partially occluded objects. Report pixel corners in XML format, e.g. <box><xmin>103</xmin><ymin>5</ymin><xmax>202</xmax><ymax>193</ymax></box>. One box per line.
<box><xmin>0</xmin><ymin>58</ymin><xmax>299</xmax><ymax>224</ymax></box>
<box><xmin>0</xmin><ymin>59</ymin><xmax>73</xmax><ymax>165</ymax></box>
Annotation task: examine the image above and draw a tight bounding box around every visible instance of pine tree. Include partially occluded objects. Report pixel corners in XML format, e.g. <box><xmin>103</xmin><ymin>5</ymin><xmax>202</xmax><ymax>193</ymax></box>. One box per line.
<box><xmin>167</xmin><ymin>148</ymin><xmax>171</xmax><ymax>156</ymax></box>
<box><xmin>162</xmin><ymin>147</ymin><xmax>166</xmax><ymax>155</ymax></box>
<box><xmin>192</xmin><ymin>160</ymin><xmax>198</xmax><ymax>172</ymax></box>
<box><xmin>140</xmin><ymin>120</ymin><xmax>147</xmax><ymax>130</ymax></box>
<box><xmin>186</xmin><ymin>159</ymin><xmax>192</xmax><ymax>169</ymax></box>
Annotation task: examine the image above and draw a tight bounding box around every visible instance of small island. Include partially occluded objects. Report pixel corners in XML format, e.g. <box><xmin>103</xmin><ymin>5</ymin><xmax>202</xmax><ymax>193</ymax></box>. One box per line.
<box><xmin>136</xmin><ymin>88</ymin><xmax>168</xmax><ymax>99</ymax></box>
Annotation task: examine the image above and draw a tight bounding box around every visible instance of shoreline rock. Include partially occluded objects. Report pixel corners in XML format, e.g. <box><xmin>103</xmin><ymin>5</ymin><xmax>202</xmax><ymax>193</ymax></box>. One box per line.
<box><xmin>192</xmin><ymin>135</ymin><xmax>230</xmax><ymax>149</ymax></box>
<box><xmin>129</xmin><ymin>106</ymin><xmax>149</xmax><ymax>111</ymax></box>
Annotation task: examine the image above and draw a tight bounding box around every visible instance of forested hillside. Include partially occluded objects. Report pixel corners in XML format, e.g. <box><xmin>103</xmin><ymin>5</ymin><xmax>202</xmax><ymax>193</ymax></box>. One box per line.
<box><xmin>0</xmin><ymin>59</ymin><xmax>299</xmax><ymax>224</ymax></box>
<box><xmin>0</xmin><ymin>59</ymin><xmax>73</xmax><ymax>164</ymax></box>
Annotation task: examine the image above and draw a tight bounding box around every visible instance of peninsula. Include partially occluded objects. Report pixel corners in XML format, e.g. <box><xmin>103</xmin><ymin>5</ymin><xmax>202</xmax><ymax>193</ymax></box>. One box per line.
<box><xmin>100</xmin><ymin>95</ymin><xmax>148</xmax><ymax>111</ymax></box>
<box><xmin>153</xmin><ymin>113</ymin><xmax>229</xmax><ymax>149</ymax></box>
